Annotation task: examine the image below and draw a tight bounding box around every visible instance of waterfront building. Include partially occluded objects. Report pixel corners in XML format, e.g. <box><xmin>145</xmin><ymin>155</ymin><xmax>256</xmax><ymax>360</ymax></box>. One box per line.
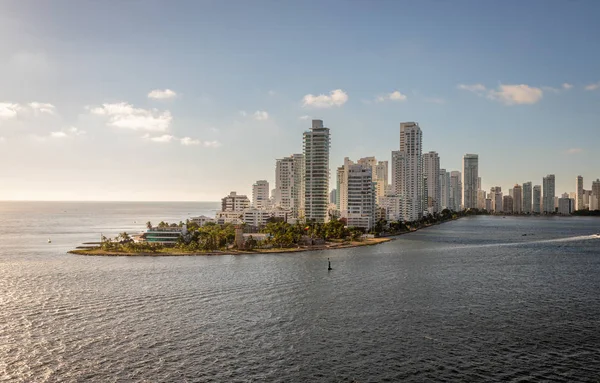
<box><xmin>143</xmin><ymin>225</ymin><xmax>187</xmax><ymax>245</ymax></box>
<box><xmin>422</xmin><ymin>151</ymin><xmax>440</xmax><ymax>214</ymax></box>
<box><xmin>477</xmin><ymin>190</ymin><xmax>487</xmax><ymax>210</ymax></box>
<box><xmin>391</xmin><ymin>150</ymin><xmax>404</xmax><ymax>197</ymax></box>
<box><xmin>344</xmin><ymin>163</ymin><xmax>376</xmax><ymax>230</ymax></box>
<box><xmin>336</xmin><ymin>157</ymin><xmax>354</xmax><ymax>214</ymax></box>
<box><xmin>440</xmin><ymin>169</ymin><xmax>450</xmax><ymax>210</ymax></box>
<box><xmin>375</xmin><ymin>160</ymin><xmax>389</xmax><ymax>202</ymax></box>
<box><xmin>242</xmin><ymin>208</ymin><xmax>272</xmax><ymax>228</ymax></box>
<box><xmin>303</xmin><ymin>120</ymin><xmax>330</xmax><ymax>223</ymax></box>
<box><xmin>533</xmin><ymin>185</ymin><xmax>542</xmax><ymax>213</ymax></box>
<box><xmin>252</xmin><ymin>180</ymin><xmax>270</xmax><ymax>209</ymax></box>
<box><xmin>576</xmin><ymin>176</ymin><xmax>584</xmax><ymax>211</ymax></box>
<box><xmin>275</xmin><ymin>153</ymin><xmax>304</xmax><ymax>218</ymax></box>
<box><xmin>221</xmin><ymin>191</ymin><xmax>250</xmax><ymax>212</ymax></box>
<box><xmin>513</xmin><ymin>184</ymin><xmax>523</xmax><ymax>214</ymax></box>
<box><xmin>189</xmin><ymin>215</ymin><xmax>215</xmax><ymax>227</ymax></box>
<box><xmin>503</xmin><ymin>195</ymin><xmax>513</xmax><ymax>214</ymax></box>
<box><xmin>558</xmin><ymin>197</ymin><xmax>572</xmax><ymax>215</ymax></box>
<box><xmin>542</xmin><ymin>174</ymin><xmax>556</xmax><ymax>214</ymax></box>
<box><xmin>450</xmin><ymin>171</ymin><xmax>462</xmax><ymax>211</ymax></box>
<box><xmin>583</xmin><ymin>190</ymin><xmax>591</xmax><ymax>209</ymax></box>
<box><xmin>378</xmin><ymin>195</ymin><xmax>403</xmax><ymax>221</ymax></box>
<box><xmin>522</xmin><ymin>182</ymin><xmax>533</xmax><ymax>214</ymax></box>
<box><xmin>462</xmin><ymin>153</ymin><xmax>479</xmax><ymax>210</ymax></box>
<box><xmin>485</xmin><ymin>198</ymin><xmax>492</xmax><ymax>211</ymax></box>
<box><xmin>399</xmin><ymin>122</ymin><xmax>423</xmax><ymax>221</ymax></box>
<box><xmin>215</xmin><ymin>211</ymin><xmax>243</xmax><ymax>225</ymax></box>
<box><xmin>489</xmin><ymin>187</ymin><xmax>503</xmax><ymax>213</ymax></box>
<box><xmin>592</xmin><ymin>179</ymin><xmax>600</xmax><ymax>211</ymax></box>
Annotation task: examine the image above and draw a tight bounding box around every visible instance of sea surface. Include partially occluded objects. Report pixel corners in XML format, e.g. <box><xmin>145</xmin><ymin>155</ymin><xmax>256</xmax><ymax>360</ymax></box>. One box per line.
<box><xmin>1</xmin><ymin>202</ymin><xmax>600</xmax><ymax>382</ymax></box>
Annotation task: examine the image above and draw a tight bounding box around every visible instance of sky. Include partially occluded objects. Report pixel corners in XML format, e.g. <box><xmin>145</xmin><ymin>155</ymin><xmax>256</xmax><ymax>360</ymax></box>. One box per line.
<box><xmin>1</xmin><ymin>0</ymin><xmax>599</xmax><ymax>201</ymax></box>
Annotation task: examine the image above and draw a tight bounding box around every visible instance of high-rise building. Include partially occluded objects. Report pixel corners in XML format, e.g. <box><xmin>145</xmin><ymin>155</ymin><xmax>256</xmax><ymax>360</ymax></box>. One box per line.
<box><xmin>558</xmin><ymin>197</ymin><xmax>572</xmax><ymax>215</ymax></box>
<box><xmin>591</xmin><ymin>179</ymin><xmax>600</xmax><ymax>211</ymax></box>
<box><xmin>336</xmin><ymin>157</ymin><xmax>354</xmax><ymax>214</ymax></box>
<box><xmin>513</xmin><ymin>184</ymin><xmax>522</xmax><ymax>214</ymax></box>
<box><xmin>422</xmin><ymin>151</ymin><xmax>440</xmax><ymax>214</ymax></box>
<box><xmin>344</xmin><ymin>163</ymin><xmax>376</xmax><ymax>230</ymax></box>
<box><xmin>329</xmin><ymin>189</ymin><xmax>337</xmax><ymax>205</ymax></box>
<box><xmin>533</xmin><ymin>185</ymin><xmax>542</xmax><ymax>213</ymax></box>
<box><xmin>439</xmin><ymin>169</ymin><xmax>450</xmax><ymax>210</ymax></box>
<box><xmin>391</xmin><ymin>150</ymin><xmax>404</xmax><ymax>197</ymax></box>
<box><xmin>252</xmin><ymin>180</ymin><xmax>270</xmax><ymax>209</ymax></box>
<box><xmin>503</xmin><ymin>195</ymin><xmax>514</xmax><ymax>214</ymax></box>
<box><xmin>522</xmin><ymin>182</ymin><xmax>532</xmax><ymax>214</ymax></box>
<box><xmin>576</xmin><ymin>176</ymin><xmax>584</xmax><ymax>211</ymax></box>
<box><xmin>399</xmin><ymin>122</ymin><xmax>423</xmax><ymax>221</ymax></box>
<box><xmin>542</xmin><ymin>174</ymin><xmax>556</xmax><ymax>214</ymax></box>
<box><xmin>462</xmin><ymin>154</ymin><xmax>479</xmax><ymax>210</ymax></box>
<box><xmin>221</xmin><ymin>191</ymin><xmax>250</xmax><ymax>212</ymax></box>
<box><xmin>477</xmin><ymin>190</ymin><xmax>487</xmax><ymax>210</ymax></box>
<box><xmin>275</xmin><ymin>153</ymin><xmax>304</xmax><ymax>218</ymax></box>
<box><xmin>450</xmin><ymin>171</ymin><xmax>462</xmax><ymax>211</ymax></box>
<box><xmin>303</xmin><ymin>120</ymin><xmax>330</xmax><ymax>223</ymax></box>
<box><xmin>490</xmin><ymin>187</ymin><xmax>502</xmax><ymax>213</ymax></box>
<box><xmin>375</xmin><ymin>160</ymin><xmax>389</xmax><ymax>202</ymax></box>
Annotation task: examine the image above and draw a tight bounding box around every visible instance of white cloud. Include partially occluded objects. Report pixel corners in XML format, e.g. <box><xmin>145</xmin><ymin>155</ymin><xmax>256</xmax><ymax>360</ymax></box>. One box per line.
<box><xmin>457</xmin><ymin>84</ymin><xmax>487</xmax><ymax>94</ymax></box>
<box><xmin>299</xmin><ymin>115</ymin><xmax>311</xmax><ymax>120</ymax></box>
<box><xmin>180</xmin><ymin>137</ymin><xmax>200</xmax><ymax>146</ymax></box>
<box><xmin>29</xmin><ymin>102</ymin><xmax>56</xmax><ymax>115</ymax></box>
<box><xmin>148</xmin><ymin>89</ymin><xmax>177</xmax><ymax>100</ymax></box>
<box><xmin>302</xmin><ymin>89</ymin><xmax>348</xmax><ymax>108</ymax></box>
<box><xmin>541</xmin><ymin>86</ymin><xmax>560</xmax><ymax>94</ymax></box>
<box><xmin>562</xmin><ymin>83</ymin><xmax>573</xmax><ymax>90</ymax></box>
<box><xmin>203</xmin><ymin>140</ymin><xmax>221</xmax><ymax>148</ymax></box>
<box><xmin>376</xmin><ymin>90</ymin><xmax>407</xmax><ymax>102</ymax></box>
<box><xmin>50</xmin><ymin>131</ymin><xmax>67</xmax><ymax>138</ymax></box>
<box><xmin>584</xmin><ymin>82</ymin><xmax>600</xmax><ymax>91</ymax></box>
<box><xmin>0</xmin><ymin>103</ymin><xmax>21</xmax><ymax>119</ymax></box>
<box><xmin>253</xmin><ymin>110</ymin><xmax>269</xmax><ymax>121</ymax></box>
<box><xmin>147</xmin><ymin>134</ymin><xmax>173</xmax><ymax>143</ymax></box>
<box><xmin>488</xmin><ymin>84</ymin><xmax>543</xmax><ymax>105</ymax></box>
<box><xmin>89</xmin><ymin>102</ymin><xmax>172</xmax><ymax>132</ymax></box>
<box><xmin>67</xmin><ymin>126</ymin><xmax>86</xmax><ymax>136</ymax></box>
<box><xmin>566</xmin><ymin>148</ymin><xmax>583</xmax><ymax>154</ymax></box>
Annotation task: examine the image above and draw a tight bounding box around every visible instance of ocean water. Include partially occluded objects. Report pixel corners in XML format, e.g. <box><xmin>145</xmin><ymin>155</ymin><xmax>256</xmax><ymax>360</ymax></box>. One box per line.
<box><xmin>1</xmin><ymin>202</ymin><xmax>600</xmax><ymax>382</ymax></box>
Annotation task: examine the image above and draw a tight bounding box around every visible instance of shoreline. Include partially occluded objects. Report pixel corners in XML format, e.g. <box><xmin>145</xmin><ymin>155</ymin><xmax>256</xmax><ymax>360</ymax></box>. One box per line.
<box><xmin>68</xmin><ymin>217</ymin><xmax>459</xmax><ymax>257</ymax></box>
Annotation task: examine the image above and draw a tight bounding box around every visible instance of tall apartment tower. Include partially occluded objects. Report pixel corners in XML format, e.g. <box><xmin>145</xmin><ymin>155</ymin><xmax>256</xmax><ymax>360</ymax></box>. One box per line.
<box><xmin>542</xmin><ymin>174</ymin><xmax>556</xmax><ymax>214</ymax></box>
<box><xmin>591</xmin><ymin>179</ymin><xmax>600</xmax><ymax>211</ymax></box>
<box><xmin>303</xmin><ymin>120</ymin><xmax>330</xmax><ymax>223</ymax></box>
<box><xmin>462</xmin><ymin>154</ymin><xmax>479</xmax><ymax>210</ymax></box>
<box><xmin>391</xmin><ymin>151</ymin><xmax>404</xmax><ymax>196</ymax></box>
<box><xmin>422</xmin><ymin>151</ymin><xmax>440</xmax><ymax>214</ymax></box>
<box><xmin>252</xmin><ymin>180</ymin><xmax>270</xmax><ymax>209</ymax></box>
<box><xmin>399</xmin><ymin>122</ymin><xmax>423</xmax><ymax>221</ymax></box>
<box><xmin>336</xmin><ymin>157</ymin><xmax>354</xmax><ymax>213</ymax></box>
<box><xmin>533</xmin><ymin>185</ymin><xmax>542</xmax><ymax>214</ymax></box>
<box><xmin>375</xmin><ymin>160</ymin><xmax>389</xmax><ymax>202</ymax></box>
<box><xmin>522</xmin><ymin>182</ymin><xmax>533</xmax><ymax>214</ymax></box>
<box><xmin>439</xmin><ymin>169</ymin><xmax>450</xmax><ymax>210</ymax></box>
<box><xmin>576</xmin><ymin>176</ymin><xmax>584</xmax><ymax>211</ymax></box>
<box><xmin>275</xmin><ymin>154</ymin><xmax>304</xmax><ymax>217</ymax></box>
<box><xmin>450</xmin><ymin>171</ymin><xmax>462</xmax><ymax>211</ymax></box>
<box><xmin>345</xmin><ymin>163</ymin><xmax>376</xmax><ymax>230</ymax></box>
<box><xmin>513</xmin><ymin>184</ymin><xmax>523</xmax><ymax>214</ymax></box>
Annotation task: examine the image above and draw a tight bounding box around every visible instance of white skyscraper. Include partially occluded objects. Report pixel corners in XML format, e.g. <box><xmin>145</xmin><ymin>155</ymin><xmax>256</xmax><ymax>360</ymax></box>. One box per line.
<box><xmin>336</xmin><ymin>157</ymin><xmax>354</xmax><ymax>214</ymax></box>
<box><xmin>533</xmin><ymin>185</ymin><xmax>542</xmax><ymax>213</ymax></box>
<box><xmin>462</xmin><ymin>154</ymin><xmax>479</xmax><ymax>210</ymax></box>
<box><xmin>439</xmin><ymin>169</ymin><xmax>450</xmax><ymax>210</ymax></box>
<box><xmin>391</xmin><ymin>150</ymin><xmax>404</xmax><ymax>196</ymax></box>
<box><xmin>450</xmin><ymin>171</ymin><xmax>462</xmax><ymax>211</ymax></box>
<box><xmin>591</xmin><ymin>179</ymin><xmax>600</xmax><ymax>211</ymax></box>
<box><xmin>375</xmin><ymin>160</ymin><xmax>389</xmax><ymax>202</ymax></box>
<box><xmin>522</xmin><ymin>182</ymin><xmax>532</xmax><ymax>214</ymax></box>
<box><xmin>422</xmin><ymin>151</ymin><xmax>440</xmax><ymax>214</ymax></box>
<box><xmin>542</xmin><ymin>174</ymin><xmax>556</xmax><ymax>214</ymax></box>
<box><xmin>303</xmin><ymin>120</ymin><xmax>330</xmax><ymax>223</ymax></box>
<box><xmin>489</xmin><ymin>186</ymin><xmax>502</xmax><ymax>213</ymax></box>
<box><xmin>344</xmin><ymin>163</ymin><xmax>376</xmax><ymax>230</ymax></box>
<box><xmin>576</xmin><ymin>175</ymin><xmax>584</xmax><ymax>211</ymax></box>
<box><xmin>252</xmin><ymin>180</ymin><xmax>270</xmax><ymax>209</ymax></box>
<box><xmin>275</xmin><ymin>154</ymin><xmax>304</xmax><ymax>218</ymax></box>
<box><xmin>399</xmin><ymin>122</ymin><xmax>423</xmax><ymax>221</ymax></box>
<box><xmin>513</xmin><ymin>184</ymin><xmax>523</xmax><ymax>214</ymax></box>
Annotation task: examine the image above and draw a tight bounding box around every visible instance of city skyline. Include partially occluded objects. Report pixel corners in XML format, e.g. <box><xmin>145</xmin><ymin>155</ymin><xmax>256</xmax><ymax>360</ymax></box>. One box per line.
<box><xmin>1</xmin><ymin>1</ymin><xmax>600</xmax><ymax>201</ymax></box>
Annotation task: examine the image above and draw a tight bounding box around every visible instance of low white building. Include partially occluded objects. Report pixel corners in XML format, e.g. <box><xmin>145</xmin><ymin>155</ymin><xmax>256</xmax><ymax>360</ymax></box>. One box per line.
<box><xmin>221</xmin><ymin>191</ymin><xmax>250</xmax><ymax>212</ymax></box>
<box><xmin>215</xmin><ymin>211</ymin><xmax>243</xmax><ymax>225</ymax></box>
<box><xmin>190</xmin><ymin>215</ymin><xmax>215</xmax><ymax>227</ymax></box>
<box><xmin>242</xmin><ymin>208</ymin><xmax>272</xmax><ymax>227</ymax></box>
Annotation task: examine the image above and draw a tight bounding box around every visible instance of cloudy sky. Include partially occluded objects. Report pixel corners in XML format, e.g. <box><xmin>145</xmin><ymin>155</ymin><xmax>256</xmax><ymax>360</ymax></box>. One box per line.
<box><xmin>1</xmin><ymin>0</ymin><xmax>599</xmax><ymax>201</ymax></box>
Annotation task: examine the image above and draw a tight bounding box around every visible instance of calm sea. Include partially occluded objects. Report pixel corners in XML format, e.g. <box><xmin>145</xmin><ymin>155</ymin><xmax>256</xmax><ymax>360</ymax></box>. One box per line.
<box><xmin>1</xmin><ymin>202</ymin><xmax>600</xmax><ymax>382</ymax></box>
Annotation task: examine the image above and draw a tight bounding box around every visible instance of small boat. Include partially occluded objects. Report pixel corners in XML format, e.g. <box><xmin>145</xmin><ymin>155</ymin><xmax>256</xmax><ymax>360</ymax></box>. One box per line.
<box><xmin>47</xmin><ymin>239</ymin><xmax>51</xmax><ymax>243</ymax></box>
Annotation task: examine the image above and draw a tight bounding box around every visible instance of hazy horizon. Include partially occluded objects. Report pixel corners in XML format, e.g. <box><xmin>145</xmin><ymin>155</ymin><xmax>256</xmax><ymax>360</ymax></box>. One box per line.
<box><xmin>1</xmin><ymin>0</ymin><xmax>599</xmax><ymax>201</ymax></box>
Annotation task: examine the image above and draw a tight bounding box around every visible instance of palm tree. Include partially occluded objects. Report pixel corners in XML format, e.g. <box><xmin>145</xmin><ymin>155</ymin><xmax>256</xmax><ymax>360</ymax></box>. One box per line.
<box><xmin>146</xmin><ymin>221</ymin><xmax>153</xmax><ymax>230</ymax></box>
